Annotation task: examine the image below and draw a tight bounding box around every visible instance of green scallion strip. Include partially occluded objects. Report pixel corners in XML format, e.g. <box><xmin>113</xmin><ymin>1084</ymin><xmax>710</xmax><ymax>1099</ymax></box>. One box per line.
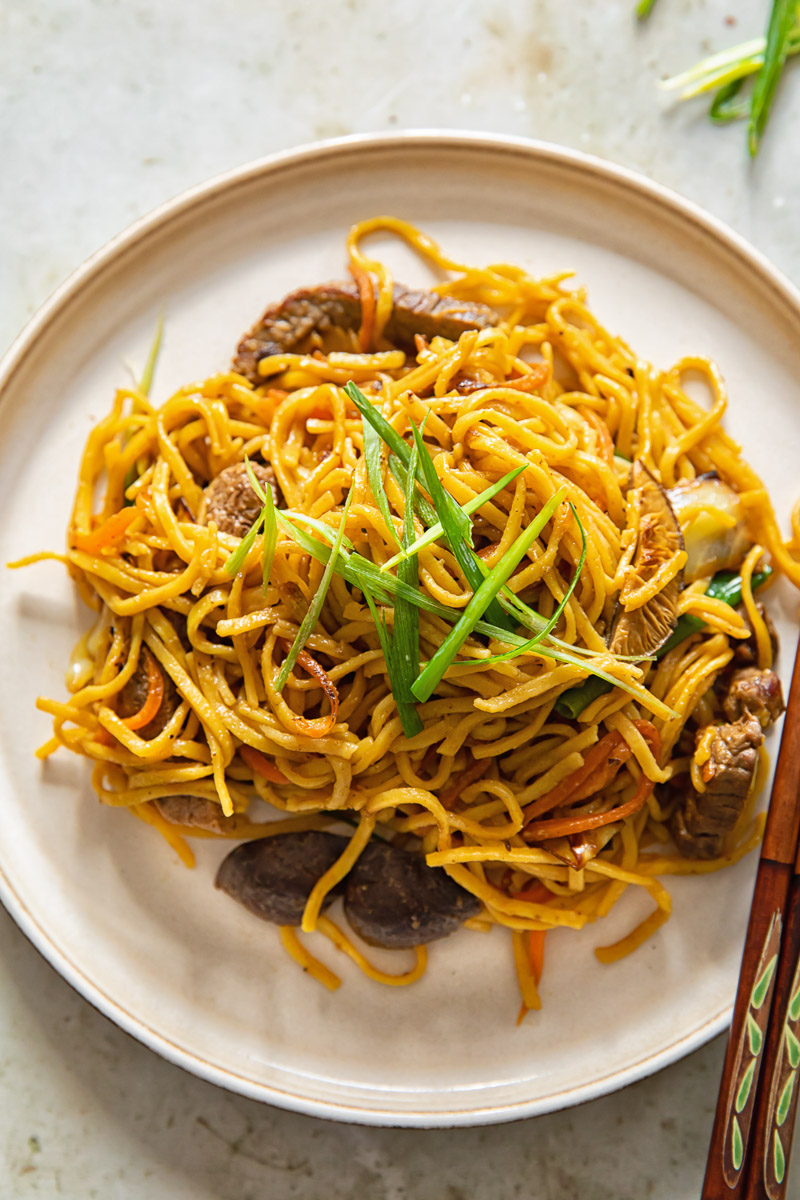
<box><xmin>411</xmin><ymin>487</ymin><xmax>566</xmax><ymax>702</ymax></box>
<box><xmin>362</xmin><ymin>408</ymin><xmax>400</xmax><ymax>547</ymax></box>
<box><xmin>276</xmin><ymin>512</ymin><xmax>674</xmax><ymax>714</ymax></box>
<box><xmin>275</xmin><ymin>489</ymin><xmax>354</xmax><ymax>693</ymax></box>
<box><xmin>388</xmin><ymin>455</ymin><xmax>439</xmax><ymax>526</ymax></box>
<box><xmin>138</xmin><ymin>312</ymin><xmax>164</xmax><ymax>396</ymax></box>
<box><xmin>475</xmin><ymin>503</ymin><xmax>587</xmax><ymax>667</ymax></box>
<box><xmin>636</xmin><ymin>0</ymin><xmax>657</xmax><ymax>18</ymax></box>
<box><xmin>749</xmin><ymin>0</ymin><xmax>798</xmax><ymax>155</ymax></box>
<box><xmin>709</xmin><ymin>77</ymin><xmax>751</xmax><ymax>123</ymax></box>
<box><xmin>261</xmin><ymin>488</ymin><xmax>277</xmax><ymax>594</ymax></box>
<box><xmin>410</xmin><ymin>417</ymin><xmax>473</xmax><ymax>548</ymax></box>
<box><xmin>224</xmin><ymin>510</ymin><xmax>264</xmax><ymax>577</ymax></box>
<box><xmin>344</xmin><ymin>381</ymin><xmax>514</xmax><ymax>631</ymax></box>
<box><xmin>392</xmin><ymin>432</ymin><xmax>424</xmax><ymax>736</ymax></box>
<box><xmin>281</xmin><ymin>510</ymin><xmax>355</xmax><ymax>552</ymax></box>
<box><xmin>382</xmin><ymin>463</ymin><xmax>527</xmax><ymax>571</ymax></box>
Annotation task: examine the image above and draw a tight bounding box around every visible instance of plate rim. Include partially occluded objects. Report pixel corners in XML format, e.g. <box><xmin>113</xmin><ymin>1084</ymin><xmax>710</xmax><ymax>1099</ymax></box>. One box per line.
<box><xmin>2</xmin><ymin>129</ymin><xmax>798</xmax><ymax>1127</ymax></box>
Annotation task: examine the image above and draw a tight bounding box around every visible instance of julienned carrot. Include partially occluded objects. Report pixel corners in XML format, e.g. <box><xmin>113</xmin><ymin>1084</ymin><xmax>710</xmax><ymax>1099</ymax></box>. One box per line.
<box><xmin>523</xmin><ymin>771</ymin><xmax>655</xmax><ymax>842</ymax></box>
<box><xmin>505</xmin><ymin>363</ymin><xmax>550</xmax><ymax>393</ymax></box>
<box><xmin>350</xmin><ymin>263</ymin><xmax>376</xmax><ymax>351</ymax></box>
<box><xmin>529</xmin><ymin>930</ymin><xmax>547</xmax><ymax>985</ymax></box>
<box><xmin>439</xmin><ymin>757</ymin><xmax>490</xmax><ymax>809</ymax></box>
<box><xmin>239</xmin><ymin>744</ymin><xmax>288</xmax><ymax>785</ymax></box>
<box><xmin>122</xmin><ymin>651</ymin><xmax>165</xmax><ymax>731</ymax></box>
<box><xmin>72</xmin><ymin>507</ymin><xmax>140</xmax><ymax>554</ymax></box>
<box><xmin>522</xmin><ymin>731</ymin><xmax>631</xmax><ymax>824</ymax></box>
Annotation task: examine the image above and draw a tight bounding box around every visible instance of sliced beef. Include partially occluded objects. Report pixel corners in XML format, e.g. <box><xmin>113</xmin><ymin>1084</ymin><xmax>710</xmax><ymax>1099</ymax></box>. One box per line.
<box><xmin>203</xmin><ymin>461</ymin><xmax>280</xmax><ymax>538</ymax></box>
<box><xmin>671</xmin><ymin>714</ymin><xmax>763</xmax><ymax>859</ymax></box>
<box><xmin>215</xmin><ymin>831</ymin><xmax>348</xmax><ymax>926</ymax></box>
<box><xmin>722</xmin><ymin>667</ymin><xmax>785</xmax><ymax>728</ymax></box>
<box><xmin>232</xmin><ymin>280</ymin><xmax>498</xmax><ymax>383</ymax></box>
<box><xmin>343</xmin><ymin>840</ymin><xmax>480</xmax><ymax>949</ymax></box>
<box><xmin>155</xmin><ymin>796</ymin><xmax>227</xmax><ymax>832</ymax></box>
<box><xmin>732</xmin><ymin>601</ymin><xmax>780</xmax><ymax>668</ymax></box>
<box><xmin>118</xmin><ymin>652</ymin><xmax>180</xmax><ymax>739</ymax></box>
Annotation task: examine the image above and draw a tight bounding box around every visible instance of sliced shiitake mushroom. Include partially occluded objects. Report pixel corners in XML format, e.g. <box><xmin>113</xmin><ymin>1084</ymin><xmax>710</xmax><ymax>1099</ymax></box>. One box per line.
<box><xmin>608</xmin><ymin>460</ymin><xmax>684</xmax><ymax>658</ymax></box>
<box><xmin>215</xmin><ymin>831</ymin><xmax>348</xmax><ymax>926</ymax></box>
<box><xmin>344</xmin><ymin>841</ymin><xmax>481</xmax><ymax>949</ymax></box>
<box><xmin>667</xmin><ymin>472</ymin><xmax>750</xmax><ymax>582</ymax></box>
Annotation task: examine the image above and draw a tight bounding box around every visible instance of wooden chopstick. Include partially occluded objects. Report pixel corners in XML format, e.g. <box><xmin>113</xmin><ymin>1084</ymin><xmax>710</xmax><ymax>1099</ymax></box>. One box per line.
<box><xmin>702</xmin><ymin>635</ymin><xmax>800</xmax><ymax>1199</ymax></box>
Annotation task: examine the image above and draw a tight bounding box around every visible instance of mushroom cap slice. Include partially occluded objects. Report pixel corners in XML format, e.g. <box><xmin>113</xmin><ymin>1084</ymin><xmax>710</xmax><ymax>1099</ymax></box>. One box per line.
<box><xmin>608</xmin><ymin>460</ymin><xmax>684</xmax><ymax>658</ymax></box>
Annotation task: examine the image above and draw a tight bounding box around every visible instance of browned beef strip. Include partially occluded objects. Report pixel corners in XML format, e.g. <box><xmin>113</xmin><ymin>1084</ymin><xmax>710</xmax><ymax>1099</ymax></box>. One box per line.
<box><xmin>232</xmin><ymin>280</ymin><xmax>499</xmax><ymax>383</ymax></box>
<box><xmin>155</xmin><ymin>796</ymin><xmax>227</xmax><ymax>832</ymax></box>
<box><xmin>722</xmin><ymin>667</ymin><xmax>785</xmax><ymax>728</ymax></box>
<box><xmin>732</xmin><ymin>601</ymin><xmax>779</xmax><ymax>668</ymax></box>
<box><xmin>671</xmin><ymin>714</ymin><xmax>763</xmax><ymax>859</ymax></box>
<box><xmin>203</xmin><ymin>461</ymin><xmax>280</xmax><ymax>538</ymax></box>
<box><xmin>118</xmin><ymin>654</ymin><xmax>180</xmax><ymax>739</ymax></box>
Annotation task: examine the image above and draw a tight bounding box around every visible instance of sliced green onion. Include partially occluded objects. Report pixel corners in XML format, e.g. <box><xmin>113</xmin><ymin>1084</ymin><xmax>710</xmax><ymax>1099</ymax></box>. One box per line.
<box><xmin>275</xmin><ymin>489</ymin><xmax>354</xmax><ymax>693</ymax></box>
<box><xmin>277</xmin><ymin>512</ymin><xmax>672</xmax><ymax>712</ymax></box>
<box><xmin>710</xmin><ymin>77</ymin><xmax>751</xmax><ymax>123</ymax></box>
<box><xmin>636</xmin><ymin>0</ymin><xmax>657</xmax><ymax>18</ymax></box>
<box><xmin>282</xmin><ymin>510</ymin><xmax>355</xmax><ymax>552</ymax></box>
<box><xmin>382</xmin><ymin>464</ymin><xmax>527</xmax><ymax>571</ymax></box>
<box><xmin>224</xmin><ymin>510</ymin><xmax>264</xmax><ymax>577</ymax></box>
<box><xmin>392</xmin><ymin>431</ymin><xmax>424</xmax><ymax>736</ymax></box>
<box><xmin>411</xmin><ymin>487</ymin><xmax>566</xmax><ymax>702</ymax></box>
<box><xmin>388</xmin><ymin>455</ymin><xmax>439</xmax><ymax>527</ymax></box>
<box><xmin>261</xmin><ymin>487</ymin><xmax>277</xmax><ymax>594</ymax></box>
<box><xmin>475</xmin><ymin>503</ymin><xmax>587</xmax><ymax>666</ymax></box>
<box><xmin>361</xmin><ymin>402</ymin><xmax>400</xmax><ymax>547</ymax></box>
<box><xmin>410</xmin><ymin>419</ymin><xmax>473</xmax><ymax>548</ymax></box>
<box><xmin>138</xmin><ymin>312</ymin><xmax>165</xmax><ymax>397</ymax></box>
<box><xmin>244</xmin><ymin>456</ymin><xmax>268</xmax><ymax>504</ymax></box>
<box><xmin>749</xmin><ymin>0</ymin><xmax>798</xmax><ymax>155</ymax></box>
<box><xmin>344</xmin><ymin>380</ymin><xmax>514</xmax><ymax>631</ymax></box>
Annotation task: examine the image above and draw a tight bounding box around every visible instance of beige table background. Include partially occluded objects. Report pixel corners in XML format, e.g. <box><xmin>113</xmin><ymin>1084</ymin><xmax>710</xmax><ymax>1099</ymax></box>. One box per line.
<box><xmin>2</xmin><ymin>2</ymin><xmax>799</xmax><ymax>1196</ymax></box>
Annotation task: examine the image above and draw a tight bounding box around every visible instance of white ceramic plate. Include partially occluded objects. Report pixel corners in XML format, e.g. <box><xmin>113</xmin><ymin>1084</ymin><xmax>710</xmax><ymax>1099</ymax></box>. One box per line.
<box><xmin>2</xmin><ymin>133</ymin><xmax>799</xmax><ymax>1127</ymax></box>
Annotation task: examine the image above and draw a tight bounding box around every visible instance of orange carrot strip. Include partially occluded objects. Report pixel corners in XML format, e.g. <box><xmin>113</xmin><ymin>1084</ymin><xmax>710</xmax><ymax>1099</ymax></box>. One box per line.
<box><xmin>72</xmin><ymin>507</ymin><xmax>140</xmax><ymax>553</ymax></box>
<box><xmin>522</xmin><ymin>732</ymin><xmax>630</xmax><ymax>824</ymax></box>
<box><xmin>439</xmin><ymin>757</ymin><xmax>490</xmax><ymax>809</ymax></box>
<box><xmin>122</xmin><ymin>651</ymin><xmax>164</xmax><ymax>730</ymax></box>
<box><xmin>511</xmin><ymin>881</ymin><xmax>552</xmax><ymax>904</ymax></box>
<box><xmin>505</xmin><ymin>363</ymin><xmax>550</xmax><ymax>393</ymax></box>
<box><xmin>277</xmin><ymin>641</ymin><xmax>339</xmax><ymax>739</ymax></box>
<box><xmin>523</xmin><ymin>772</ymin><xmax>655</xmax><ymax>842</ymax></box>
<box><xmin>529</xmin><ymin>930</ymin><xmax>547</xmax><ymax>985</ymax></box>
<box><xmin>349</xmin><ymin>263</ymin><xmax>376</xmax><ymax>351</ymax></box>
<box><xmin>239</xmin><ymin>744</ymin><xmax>288</xmax><ymax>785</ymax></box>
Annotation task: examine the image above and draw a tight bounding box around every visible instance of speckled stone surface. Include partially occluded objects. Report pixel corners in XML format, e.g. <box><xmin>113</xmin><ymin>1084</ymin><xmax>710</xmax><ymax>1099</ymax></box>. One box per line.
<box><xmin>1</xmin><ymin>2</ymin><xmax>799</xmax><ymax>1197</ymax></box>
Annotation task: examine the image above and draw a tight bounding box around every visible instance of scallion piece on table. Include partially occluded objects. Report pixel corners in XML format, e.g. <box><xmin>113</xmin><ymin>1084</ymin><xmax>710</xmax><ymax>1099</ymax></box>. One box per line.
<box><xmin>749</xmin><ymin>0</ymin><xmax>799</xmax><ymax>155</ymax></box>
<box><xmin>410</xmin><ymin>487</ymin><xmax>567</xmax><ymax>703</ymax></box>
<box><xmin>636</xmin><ymin>0</ymin><xmax>658</xmax><ymax>19</ymax></box>
<box><xmin>275</xmin><ymin>489</ymin><xmax>354</xmax><ymax>693</ymax></box>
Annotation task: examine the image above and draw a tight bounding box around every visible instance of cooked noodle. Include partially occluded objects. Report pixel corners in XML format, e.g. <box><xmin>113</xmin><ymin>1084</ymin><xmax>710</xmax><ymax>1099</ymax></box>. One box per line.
<box><xmin>19</xmin><ymin>218</ymin><xmax>799</xmax><ymax>1016</ymax></box>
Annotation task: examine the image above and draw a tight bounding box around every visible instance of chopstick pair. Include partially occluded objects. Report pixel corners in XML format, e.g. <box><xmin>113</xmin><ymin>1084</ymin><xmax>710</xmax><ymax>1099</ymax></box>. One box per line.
<box><xmin>702</xmin><ymin>635</ymin><xmax>800</xmax><ymax>1199</ymax></box>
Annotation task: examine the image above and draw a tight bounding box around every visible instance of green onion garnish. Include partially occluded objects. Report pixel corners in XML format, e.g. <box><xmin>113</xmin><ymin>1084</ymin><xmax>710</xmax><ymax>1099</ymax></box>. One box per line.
<box><xmin>222</xmin><ymin>456</ymin><xmax>277</xmax><ymax>591</ymax></box>
<box><xmin>275</xmin><ymin>488</ymin><xmax>354</xmax><ymax>693</ymax></box>
<box><xmin>709</xmin><ymin>77</ymin><xmax>751</xmax><ymax>123</ymax></box>
<box><xmin>138</xmin><ymin>312</ymin><xmax>165</xmax><ymax>397</ymax></box>
<box><xmin>381</xmin><ymin>464</ymin><xmax>527</xmax><ymax>572</ymax></box>
<box><xmin>392</xmin><ymin>428</ymin><xmax>424</xmax><ymax>736</ymax></box>
<box><xmin>410</xmin><ymin>418</ymin><xmax>473</xmax><ymax>549</ymax></box>
<box><xmin>410</xmin><ymin>487</ymin><xmax>567</xmax><ymax>702</ymax></box>
<box><xmin>344</xmin><ymin>381</ymin><xmax>514</xmax><ymax>632</ymax></box>
<box><xmin>387</xmin><ymin>455</ymin><xmax>439</xmax><ymax>527</ymax></box>
<box><xmin>749</xmin><ymin>0</ymin><xmax>798</xmax><ymax>155</ymax></box>
<box><xmin>276</xmin><ymin>511</ymin><xmax>672</xmax><ymax>712</ymax></box>
<box><xmin>362</xmin><ymin>403</ymin><xmax>400</xmax><ymax>547</ymax></box>
<box><xmin>475</xmin><ymin>503</ymin><xmax>587</xmax><ymax>667</ymax></box>
<box><xmin>636</xmin><ymin>0</ymin><xmax>657</xmax><ymax>18</ymax></box>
